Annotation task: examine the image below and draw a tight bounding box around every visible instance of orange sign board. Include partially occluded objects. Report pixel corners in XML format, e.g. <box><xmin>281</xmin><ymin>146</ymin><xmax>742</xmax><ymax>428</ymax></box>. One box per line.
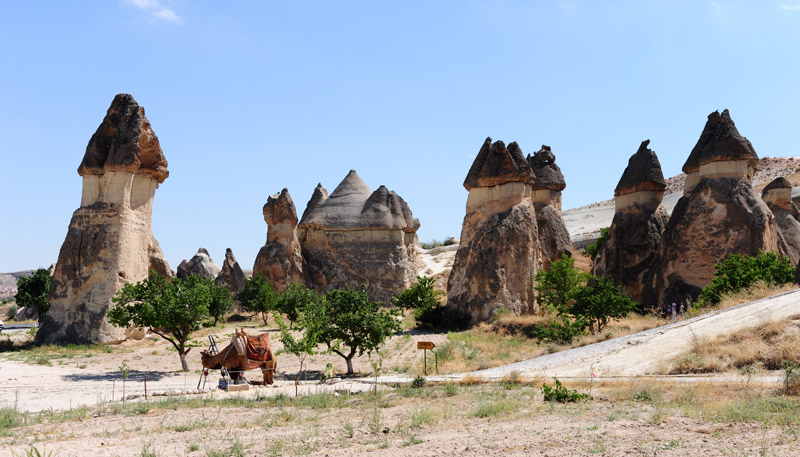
<box><xmin>417</xmin><ymin>341</ymin><xmax>435</xmax><ymax>350</ymax></box>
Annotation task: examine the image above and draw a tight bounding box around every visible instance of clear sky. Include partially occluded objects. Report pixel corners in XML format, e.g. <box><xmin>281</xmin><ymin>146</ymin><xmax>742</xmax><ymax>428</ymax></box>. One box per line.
<box><xmin>2</xmin><ymin>1</ymin><xmax>799</xmax><ymax>273</ymax></box>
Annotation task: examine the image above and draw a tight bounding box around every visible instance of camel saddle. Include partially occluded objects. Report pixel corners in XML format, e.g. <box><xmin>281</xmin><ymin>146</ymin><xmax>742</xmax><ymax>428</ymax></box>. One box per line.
<box><xmin>231</xmin><ymin>330</ymin><xmax>273</xmax><ymax>370</ymax></box>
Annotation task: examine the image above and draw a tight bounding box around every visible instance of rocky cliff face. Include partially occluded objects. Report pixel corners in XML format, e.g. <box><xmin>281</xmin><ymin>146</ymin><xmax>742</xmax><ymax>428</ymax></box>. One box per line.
<box><xmin>177</xmin><ymin>248</ymin><xmax>221</xmax><ymax>279</ymax></box>
<box><xmin>527</xmin><ymin>145</ymin><xmax>573</xmax><ymax>267</ymax></box>
<box><xmin>595</xmin><ymin>140</ymin><xmax>669</xmax><ymax>304</ymax></box>
<box><xmin>762</xmin><ymin>178</ymin><xmax>800</xmax><ymax>265</ymax></box>
<box><xmin>645</xmin><ymin>111</ymin><xmax>783</xmax><ymax>308</ymax></box>
<box><xmin>37</xmin><ymin>94</ymin><xmax>171</xmax><ymax>344</ymax></box>
<box><xmin>253</xmin><ymin>188</ymin><xmax>304</xmax><ymax>293</ymax></box>
<box><xmin>447</xmin><ymin>138</ymin><xmax>540</xmax><ymax>322</ymax></box>
<box><xmin>296</xmin><ymin>171</ymin><xmax>420</xmax><ymax>302</ymax></box>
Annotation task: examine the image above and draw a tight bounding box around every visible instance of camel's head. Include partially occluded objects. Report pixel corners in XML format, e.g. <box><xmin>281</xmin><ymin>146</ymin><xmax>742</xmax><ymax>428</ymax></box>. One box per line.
<box><xmin>200</xmin><ymin>350</ymin><xmax>222</xmax><ymax>369</ymax></box>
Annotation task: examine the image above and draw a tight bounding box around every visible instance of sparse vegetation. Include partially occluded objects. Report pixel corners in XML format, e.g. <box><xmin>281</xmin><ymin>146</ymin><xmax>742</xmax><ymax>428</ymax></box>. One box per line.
<box><xmin>236</xmin><ymin>274</ymin><xmax>278</xmax><ymax>325</ymax></box>
<box><xmin>393</xmin><ymin>276</ymin><xmax>470</xmax><ymax>330</ymax></box>
<box><xmin>541</xmin><ymin>378</ymin><xmax>589</xmax><ymax>403</ymax></box>
<box><xmin>583</xmin><ymin>227</ymin><xmax>609</xmax><ymax>259</ymax></box>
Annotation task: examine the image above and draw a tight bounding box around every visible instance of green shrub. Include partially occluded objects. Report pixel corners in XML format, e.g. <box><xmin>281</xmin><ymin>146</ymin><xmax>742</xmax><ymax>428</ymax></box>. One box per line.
<box><xmin>236</xmin><ymin>275</ymin><xmax>278</xmax><ymax>325</ymax></box>
<box><xmin>698</xmin><ymin>251</ymin><xmax>794</xmax><ymax>305</ymax></box>
<box><xmin>570</xmin><ymin>277</ymin><xmax>636</xmax><ymax>334</ymax></box>
<box><xmin>393</xmin><ymin>277</ymin><xmax>470</xmax><ymax>330</ymax></box>
<box><xmin>14</xmin><ymin>268</ymin><xmax>51</xmax><ymax>320</ymax></box>
<box><xmin>411</xmin><ymin>376</ymin><xmax>426</xmax><ymax>388</ymax></box>
<box><xmin>5</xmin><ymin>304</ymin><xmax>18</xmax><ymax>320</ymax></box>
<box><xmin>534</xmin><ymin>255</ymin><xmax>586</xmax><ymax>314</ymax></box>
<box><xmin>583</xmin><ymin>227</ymin><xmax>609</xmax><ymax>258</ymax></box>
<box><xmin>531</xmin><ymin>314</ymin><xmax>587</xmax><ymax>344</ymax></box>
<box><xmin>541</xmin><ymin>378</ymin><xmax>588</xmax><ymax>403</ymax></box>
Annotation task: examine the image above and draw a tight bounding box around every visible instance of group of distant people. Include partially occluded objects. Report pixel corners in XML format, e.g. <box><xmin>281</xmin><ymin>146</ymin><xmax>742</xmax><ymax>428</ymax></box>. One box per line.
<box><xmin>661</xmin><ymin>299</ymin><xmax>691</xmax><ymax>320</ymax></box>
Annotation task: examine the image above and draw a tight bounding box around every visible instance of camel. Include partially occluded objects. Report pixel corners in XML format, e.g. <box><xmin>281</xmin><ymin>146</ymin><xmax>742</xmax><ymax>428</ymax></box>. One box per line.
<box><xmin>200</xmin><ymin>329</ymin><xmax>277</xmax><ymax>385</ymax></box>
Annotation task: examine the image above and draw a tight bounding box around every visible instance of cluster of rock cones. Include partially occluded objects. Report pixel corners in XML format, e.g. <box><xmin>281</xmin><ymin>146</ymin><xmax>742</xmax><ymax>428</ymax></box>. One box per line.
<box><xmin>36</xmin><ymin>94</ymin><xmax>800</xmax><ymax>344</ymax></box>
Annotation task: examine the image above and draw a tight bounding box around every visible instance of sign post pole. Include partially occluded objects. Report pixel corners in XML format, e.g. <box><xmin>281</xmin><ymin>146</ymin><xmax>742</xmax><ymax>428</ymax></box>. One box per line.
<box><xmin>417</xmin><ymin>341</ymin><xmax>436</xmax><ymax>377</ymax></box>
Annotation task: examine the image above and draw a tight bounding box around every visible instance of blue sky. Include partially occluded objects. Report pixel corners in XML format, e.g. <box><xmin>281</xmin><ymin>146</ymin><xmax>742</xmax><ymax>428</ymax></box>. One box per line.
<box><xmin>2</xmin><ymin>1</ymin><xmax>799</xmax><ymax>272</ymax></box>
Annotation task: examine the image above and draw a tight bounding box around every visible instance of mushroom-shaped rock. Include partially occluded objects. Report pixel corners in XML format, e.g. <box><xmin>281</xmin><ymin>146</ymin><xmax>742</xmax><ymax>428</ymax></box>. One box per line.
<box><xmin>253</xmin><ymin>188</ymin><xmax>304</xmax><ymax>293</ymax></box>
<box><xmin>37</xmin><ymin>94</ymin><xmax>171</xmax><ymax>344</ymax></box>
<box><xmin>682</xmin><ymin>110</ymin><xmax>758</xmax><ymax>194</ymax></box>
<box><xmin>644</xmin><ymin>112</ymin><xmax>782</xmax><ymax>309</ymax></box>
<box><xmin>762</xmin><ymin>178</ymin><xmax>800</xmax><ymax>265</ymax></box>
<box><xmin>177</xmin><ymin>248</ymin><xmax>221</xmax><ymax>279</ymax></box>
<box><xmin>464</xmin><ymin>138</ymin><xmax>533</xmax><ymax>190</ymax></box>
<box><xmin>299</xmin><ymin>170</ymin><xmax>373</xmax><ymax>229</ymax></box>
<box><xmin>448</xmin><ymin>138</ymin><xmax>540</xmax><ymax>322</ymax></box>
<box><xmin>528</xmin><ymin>145</ymin><xmax>566</xmax><ymax>192</ymax></box>
<box><xmin>216</xmin><ymin>248</ymin><xmax>245</xmax><ymax>293</ymax></box>
<box><xmin>361</xmin><ymin>186</ymin><xmax>420</xmax><ymax>232</ymax></box>
<box><xmin>595</xmin><ymin>141</ymin><xmax>669</xmax><ymax>304</ymax></box>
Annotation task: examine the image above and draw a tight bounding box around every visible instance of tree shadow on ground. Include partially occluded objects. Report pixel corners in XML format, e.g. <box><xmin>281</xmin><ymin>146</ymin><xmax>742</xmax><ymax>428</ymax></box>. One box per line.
<box><xmin>62</xmin><ymin>369</ymin><xmax>174</xmax><ymax>382</ymax></box>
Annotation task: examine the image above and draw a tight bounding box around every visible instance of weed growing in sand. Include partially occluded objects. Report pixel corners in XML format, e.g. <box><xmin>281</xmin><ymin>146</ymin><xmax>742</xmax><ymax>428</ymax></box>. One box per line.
<box><xmin>541</xmin><ymin>379</ymin><xmax>588</xmax><ymax>403</ymax></box>
<box><xmin>473</xmin><ymin>397</ymin><xmax>519</xmax><ymax>418</ymax></box>
<box><xmin>139</xmin><ymin>440</ymin><xmax>156</xmax><ymax>457</ymax></box>
<box><xmin>409</xmin><ymin>406</ymin><xmax>437</xmax><ymax>428</ymax></box>
<box><xmin>11</xmin><ymin>445</ymin><xmax>57</xmax><ymax>457</ymax></box>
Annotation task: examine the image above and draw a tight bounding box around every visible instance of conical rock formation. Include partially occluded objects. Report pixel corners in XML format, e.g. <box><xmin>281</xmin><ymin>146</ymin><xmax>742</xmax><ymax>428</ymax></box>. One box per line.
<box><xmin>37</xmin><ymin>94</ymin><xmax>171</xmax><ymax>344</ymax></box>
<box><xmin>177</xmin><ymin>248</ymin><xmax>221</xmax><ymax>279</ymax></box>
<box><xmin>215</xmin><ymin>248</ymin><xmax>245</xmax><ymax>293</ymax></box>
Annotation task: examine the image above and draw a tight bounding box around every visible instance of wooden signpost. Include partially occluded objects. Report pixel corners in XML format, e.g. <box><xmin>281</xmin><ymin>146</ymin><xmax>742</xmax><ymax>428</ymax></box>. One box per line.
<box><xmin>418</xmin><ymin>341</ymin><xmax>435</xmax><ymax>375</ymax></box>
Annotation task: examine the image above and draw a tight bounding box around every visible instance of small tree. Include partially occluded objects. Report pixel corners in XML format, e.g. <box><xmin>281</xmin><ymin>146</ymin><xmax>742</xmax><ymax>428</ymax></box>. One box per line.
<box><xmin>236</xmin><ymin>275</ymin><xmax>278</xmax><ymax>325</ymax></box>
<box><xmin>534</xmin><ymin>255</ymin><xmax>587</xmax><ymax>314</ymax></box>
<box><xmin>109</xmin><ymin>273</ymin><xmax>214</xmax><ymax>371</ymax></box>
<box><xmin>14</xmin><ymin>268</ymin><xmax>52</xmax><ymax>320</ymax></box>
<box><xmin>276</xmin><ymin>282</ymin><xmax>319</xmax><ymax>325</ymax></box>
<box><xmin>571</xmin><ymin>277</ymin><xmax>636</xmax><ymax>334</ymax></box>
<box><xmin>318</xmin><ymin>286</ymin><xmax>401</xmax><ymax>375</ymax></box>
<box><xmin>584</xmin><ymin>227</ymin><xmax>609</xmax><ymax>258</ymax></box>
<box><xmin>208</xmin><ymin>284</ymin><xmax>233</xmax><ymax>326</ymax></box>
<box><xmin>393</xmin><ymin>276</ymin><xmax>443</xmax><ymax>328</ymax></box>
<box><xmin>274</xmin><ymin>287</ymin><xmax>326</xmax><ymax>396</ymax></box>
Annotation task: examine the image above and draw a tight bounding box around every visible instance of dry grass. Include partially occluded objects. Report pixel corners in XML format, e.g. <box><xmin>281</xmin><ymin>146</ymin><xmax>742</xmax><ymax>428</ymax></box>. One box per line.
<box><xmin>666</xmin><ymin>315</ymin><xmax>800</xmax><ymax>375</ymax></box>
<box><xmin>695</xmin><ymin>281</ymin><xmax>797</xmax><ymax>313</ymax></box>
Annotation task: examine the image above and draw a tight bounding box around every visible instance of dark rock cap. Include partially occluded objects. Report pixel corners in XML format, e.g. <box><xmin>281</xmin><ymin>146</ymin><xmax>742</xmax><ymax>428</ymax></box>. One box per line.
<box><xmin>615</xmin><ymin>140</ymin><xmax>667</xmax><ymax>197</ymax></box>
<box><xmin>298</xmin><ymin>170</ymin><xmax>419</xmax><ymax>232</ymax></box>
<box><xmin>527</xmin><ymin>145</ymin><xmax>566</xmax><ymax>192</ymax></box>
<box><xmin>682</xmin><ymin>109</ymin><xmax>758</xmax><ymax>174</ymax></box>
<box><xmin>263</xmin><ymin>188</ymin><xmax>298</xmax><ymax>225</ymax></box>
<box><xmin>763</xmin><ymin>177</ymin><xmax>792</xmax><ymax>192</ymax></box>
<box><xmin>463</xmin><ymin>137</ymin><xmax>533</xmax><ymax>190</ymax></box>
<box><xmin>79</xmin><ymin>94</ymin><xmax>169</xmax><ymax>183</ymax></box>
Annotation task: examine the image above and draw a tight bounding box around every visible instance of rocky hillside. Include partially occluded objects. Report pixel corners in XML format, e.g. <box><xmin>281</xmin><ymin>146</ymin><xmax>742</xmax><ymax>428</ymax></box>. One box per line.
<box><xmin>0</xmin><ymin>270</ymin><xmax>34</xmax><ymax>299</ymax></box>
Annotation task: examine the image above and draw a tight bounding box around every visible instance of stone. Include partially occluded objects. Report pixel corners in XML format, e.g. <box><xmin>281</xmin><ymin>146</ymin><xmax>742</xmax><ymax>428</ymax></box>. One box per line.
<box><xmin>37</xmin><ymin>94</ymin><xmax>171</xmax><ymax>344</ymax></box>
<box><xmin>448</xmin><ymin>138</ymin><xmax>540</xmax><ymax>322</ymax></box>
<box><xmin>762</xmin><ymin>177</ymin><xmax>800</xmax><ymax>265</ymax></box>
<box><xmin>215</xmin><ymin>248</ymin><xmax>245</xmax><ymax>293</ymax></box>
<box><xmin>14</xmin><ymin>306</ymin><xmax>37</xmax><ymax>322</ymax></box>
<box><xmin>594</xmin><ymin>140</ymin><xmax>669</xmax><ymax>304</ymax></box>
<box><xmin>253</xmin><ymin>188</ymin><xmax>304</xmax><ymax>293</ymax></box>
<box><xmin>177</xmin><ymin>248</ymin><xmax>221</xmax><ymax>279</ymax></box>
<box><xmin>297</xmin><ymin>170</ymin><xmax>420</xmax><ymax>302</ymax></box>
<box><xmin>645</xmin><ymin>111</ymin><xmax>783</xmax><ymax>308</ymax></box>
<box><xmin>527</xmin><ymin>145</ymin><xmax>573</xmax><ymax>267</ymax></box>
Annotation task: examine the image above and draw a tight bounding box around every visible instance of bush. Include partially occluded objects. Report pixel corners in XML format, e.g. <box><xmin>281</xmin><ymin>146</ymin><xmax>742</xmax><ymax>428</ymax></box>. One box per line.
<box><xmin>14</xmin><ymin>268</ymin><xmax>52</xmax><ymax>320</ymax></box>
<box><xmin>393</xmin><ymin>277</ymin><xmax>470</xmax><ymax>330</ymax></box>
<box><xmin>583</xmin><ymin>227</ymin><xmax>609</xmax><ymax>258</ymax></box>
<box><xmin>6</xmin><ymin>304</ymin><xmax>18</xmax><ymax>320</ymax></box>
<box><xmin>698</xmin><ymin>251</ymin><xmax>795</xmax><ymax>305</ymax></box>
<box><xmin>534</xmin><ymin>255</ymin><xmax>587</xmax><ymax>314</ymax></box>
<box><xmin>236</xmin><ymin>275</ymin><xmax>278</xmax><ymax>325</ymax></box>
<box><xmin>541</xmin><ymin>378</ymin><xmax>589</xmax><ymax>403</ymax></box>
<box><xmin>411</xmin><ymin>376</ymin><xmax>426</xmax><ymax>388</ymax></box>
<box><xmin>531</xmin><ymin>314</ymin><xmax>587</xmax><ymax>344</ymax></box>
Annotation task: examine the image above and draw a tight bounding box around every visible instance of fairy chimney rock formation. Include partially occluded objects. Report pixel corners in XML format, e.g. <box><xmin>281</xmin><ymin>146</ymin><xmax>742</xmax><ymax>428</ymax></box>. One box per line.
<box><xmin>682</xmin><ymin>109</ymin><xmax>758</xmax><ymax>195</ymax></box>
<box><xmin>253</xmin><ymin>188</ymin><xmax>304</xmax><ymax>292</ymax></box>
<box><xmin>215</xmin><ymin>248</ymin><xmax>246</xmax><ymax>293</ymax></box>
<box><xmin>297</xmin><ymin>171</ymin><xmax>420</xmax><ymax>301</ymax></box>
<box><xmin>762</xmin><ymin>178</ymin><xmax>800</xmax><ymax>265</ymax></box>
<box><xmin>646</xmin><ymin>110</ymin><xmax>783</xmax><ymax>308</ymax></box>
<box><xmin>594</xmin><ymin>140</ymin><xmax>669</xmax><ymax>304</ymax></box>
<box><xmin>37</xmin><ymin>94</ymin><xmax>171</xmax><ymax>344</ymax></box>
<box><xmin>448</xmin><ymin>138</ymin><xmax>540</xmax><ymax>322</ymax></box>
<box><xmin>527</xmin><ymin>145</ymin><xmax>573</xmax><ymax>267</ymax></box>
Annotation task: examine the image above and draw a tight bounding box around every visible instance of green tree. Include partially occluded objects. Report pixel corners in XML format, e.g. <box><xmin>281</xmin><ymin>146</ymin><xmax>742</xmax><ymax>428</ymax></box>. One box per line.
<box><xmin>393</xmin><ymin>276</ymin><xmax>464</xmax><ymax>329</ymax></box>
<box><xmin>14</xmin><ymin>268</ymin><xmax>52</xmax><ymax>320</ymax></box>
<box><xmin>276</xmin><ymin>282</ymin><xmax>319</xmax><ymax>324</ymax></box>
<box><xmin>208</xmin><ymin>284</ymin><xmax>233</xmax><ymax>326</ymax></box>
<box><xmin>236</xmin><ymin>275</ymin><xmax>278</xmax><ymax>325</ymax></box>
<box><xmin>319</xmin><ymin>286</ymin><xmax>401</xmax><ymax>375</ymax></box>
<box><xmin>698</xmin><ymin>251</ymin><xmax>795</xmax><ymax>305</ymax></box>
<box><xmin>274</xmin><ymin>287</ymin><xmax>326</xmax><ymax>395</ymax></box>
<box><xmin>534</xmin><ymin>255</ymin><xmax>587</xmax><ymax>314</ymax></box>
<box><xmin>108</xmin><ymin>273</ymin><xmax>215</xmax><ymax>371</ymax></box>
<box><xmin>571</xmin><ymin>277</ymin><xmax>636</xmax><ymax>333</ymax></box>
